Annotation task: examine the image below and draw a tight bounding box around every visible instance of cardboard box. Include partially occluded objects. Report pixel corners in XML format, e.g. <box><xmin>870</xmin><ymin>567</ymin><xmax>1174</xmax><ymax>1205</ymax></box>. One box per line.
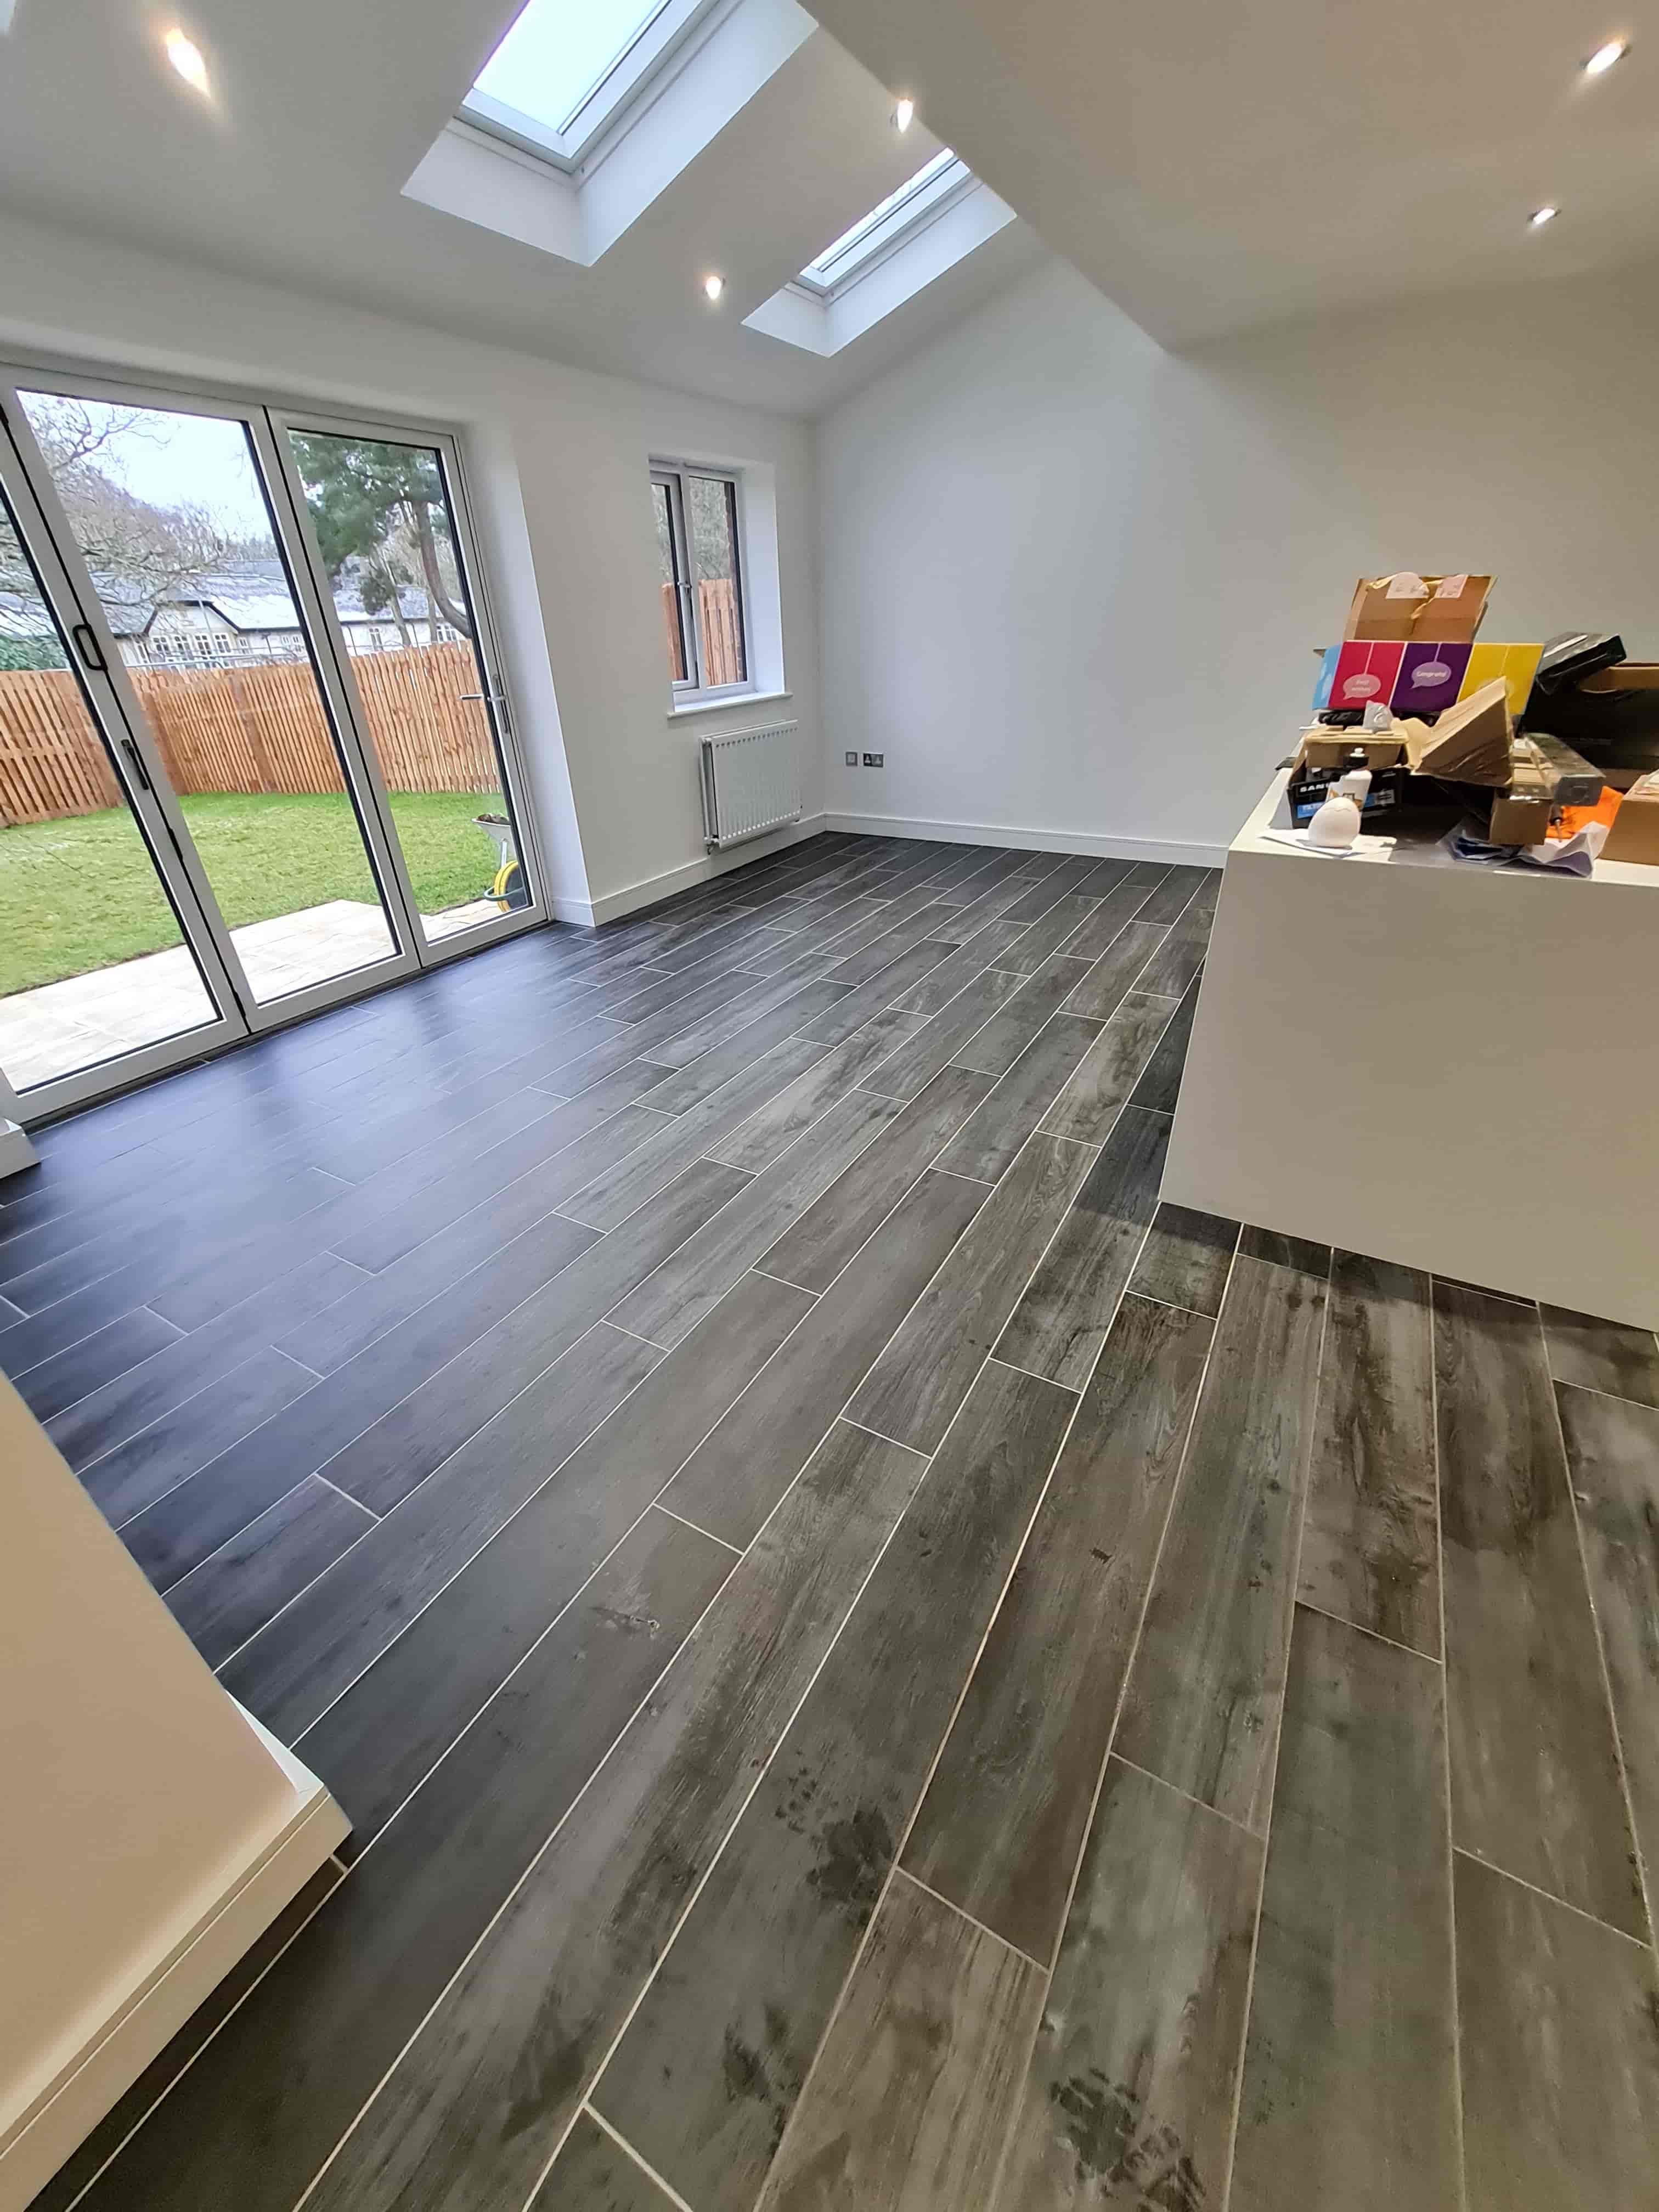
<box><xmin>1345</xmin><ymin>573</ymin><xmax>1492</xmax><ymax>645</ymax></box>
<box><xmin>1600</xmin><ymin>771</ymin><xmax>1659</xmax><ymax>865</ymax></box>
<box><xmin>1398</xmin><ymin>679</ymin><xmax>1511</xmax><ymax>786</ymax></box>
<box><xmin>1330</xmin><ymin>639</ymin><xmax>1404</xmax><ymax>709</ymax></box>
<box><xmin>1393</xmin><ymin>641</ymin><xmax>1471</xmax><ymax>713</ymax></box>
<box><xmin>1293</xmin><ymin>731</ymin><xmax>1409</xmax><ymax>774</ymax></box>
<box><xmin>1462</xmin><ymin>641</ymin><xmax>1543</xmax><ymax>716</ymax></box>
<box><xmin>1487</xmin><ymin>753</ymin><xmax>1554</xmax><ymax>845</ymax></box>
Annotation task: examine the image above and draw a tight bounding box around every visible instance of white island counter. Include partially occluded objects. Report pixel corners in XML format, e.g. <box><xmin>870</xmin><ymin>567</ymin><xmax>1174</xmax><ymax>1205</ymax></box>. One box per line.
<box><xmin>1163</xmin><ymin>772</ymin><xmax>1659</xmax><ymax>1329</ymax></box>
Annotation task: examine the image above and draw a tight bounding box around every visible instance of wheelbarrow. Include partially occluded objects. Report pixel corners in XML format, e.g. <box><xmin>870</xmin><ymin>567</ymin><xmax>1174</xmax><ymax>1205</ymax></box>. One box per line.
<box><xmin>473</xmin><ymin>812</ymin><xmax>531</xmax><ymax>911</ymax></box>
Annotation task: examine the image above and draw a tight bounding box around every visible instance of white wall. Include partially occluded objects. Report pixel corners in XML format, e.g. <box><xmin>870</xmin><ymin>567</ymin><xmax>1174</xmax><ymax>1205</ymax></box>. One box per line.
<box><xmin>0</xmin><ymin>209</ymin><xmax>822</xmax><ymax>923</ymax></box>
<box><xmin>817</xmin><ymin>255</ymin><xmax>1659</xmax><ymax>860</ymax></box>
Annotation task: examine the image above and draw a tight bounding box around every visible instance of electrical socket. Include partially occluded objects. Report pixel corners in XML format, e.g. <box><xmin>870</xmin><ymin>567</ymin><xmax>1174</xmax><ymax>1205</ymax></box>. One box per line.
<box><xmin>845</xmin><ymin>751</ymin><xmax>857</xmax><ymax>766</ymax></box>
<box><xmin>863</xmin><ymin>752</ymin><xmax>884</xmax><ymax>767</ymax></box>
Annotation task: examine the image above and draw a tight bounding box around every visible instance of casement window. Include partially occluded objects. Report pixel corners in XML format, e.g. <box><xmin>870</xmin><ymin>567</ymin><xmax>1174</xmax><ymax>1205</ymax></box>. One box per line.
<box><xmin>651</xmin><ymin>462</ymin><xmax>749</xmax><ymax>701</ymax></box>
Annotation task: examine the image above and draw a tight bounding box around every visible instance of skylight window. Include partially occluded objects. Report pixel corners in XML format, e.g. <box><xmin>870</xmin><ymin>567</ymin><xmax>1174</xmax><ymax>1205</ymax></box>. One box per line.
<box><xmin>460</xmin><ymin>0</ymin><xmax>718</xmax><ymax>169</ymax></box>
<box><xmin>797</xmin><ymin>150</ymin><xmax>966</xmax><ymax>295</ymax></box>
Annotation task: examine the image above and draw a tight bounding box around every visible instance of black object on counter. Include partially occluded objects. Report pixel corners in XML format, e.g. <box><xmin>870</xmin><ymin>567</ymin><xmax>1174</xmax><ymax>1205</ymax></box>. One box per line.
<box><xmin>1520</xmin><ymin>631</ymin><xmax>1659</xmax><ymax>775</ymax></box>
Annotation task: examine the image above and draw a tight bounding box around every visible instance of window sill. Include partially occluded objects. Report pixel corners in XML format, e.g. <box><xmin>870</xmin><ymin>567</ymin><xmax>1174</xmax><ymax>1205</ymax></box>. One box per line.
<box><xmin>668</xmin><ymin>689</ymin><xmax>791</xmax><ymax>721</ymax></box>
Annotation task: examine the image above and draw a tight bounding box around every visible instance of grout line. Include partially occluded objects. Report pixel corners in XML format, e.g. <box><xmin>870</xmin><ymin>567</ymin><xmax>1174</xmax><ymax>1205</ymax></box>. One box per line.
<box><xmin>1120</xmin><ymin>1285</ymin><xmax>1222</xmax><ymax>1324</ymax></box>
<box><xmin>650</xmin><ymin>1500</ymin><xmax>742</xmax><ymax>1555</ymax></box>
<box><xmin>1430</xmin><ymin>1256</ymin><xmax>1472</xmax><ymax>2212</ymax></box>
<box><xmin>578</xmin><ymin>2104</ymin><xmax>698</xmax><ymax>2210</ymax></box>
<box><xmin>1451</xmin><ymin>1844</ymin><xmax>1657</xmax><ymax>1951</ymax></box>
<box><xmin>750</xmin><ymin>1261</ymin><xmax>817</xmax><ymax>1294</ymax></box>
<box><xmin>930</xmin><ymin>1164</ymin><xmax>997</xmax><ymax>1187</ymax></box>
<box><xmin>1291</xmin><ymin>1594</ymin><xmax>1441</xmax><ymax>1666</ymax></box>
<box><xmin>984</xmin><ymin>1351</ymin><xmax>1080</xmax><ymax>1396</ymax></box>
<box><xmin>605</xmin><ymin>1319</ymin><xmax>671</xmax><ymax>1353</ymax></box>
<box><xmin>1549</xmin><ymin>1370</ymin><xmax>1659</xmax><ymax>1413</ymax></box>
<box><xmin>891</xmin><ymin>1865</ymin><xmax>1047</xmax><ymax>1969</ymax></box>
<box><xmin>1105</xmin><ymin>1750</ymin><xmax>1257</xmax><ymax>1837</ymax></box>
<box><xmin>838</xmin><ymin>1412</ymin><xmax>932</xmax><ymax>1457</ymax></box>
<box><xmin>313</xmin><ymin>1472</ymin><xmax>381</xmax><ymax>1523</ymax></box>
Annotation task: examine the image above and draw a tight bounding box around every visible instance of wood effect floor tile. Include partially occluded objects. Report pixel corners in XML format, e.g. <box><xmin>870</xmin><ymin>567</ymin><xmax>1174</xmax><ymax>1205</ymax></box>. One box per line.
<box><xmin>997</xmin><ymin>894</ymin><xmax>1104</xmax><ymax>977</ymax></box>
<box><xmin>906</xmin><ymin>1295</ymin><xmax>1213</xmax><ymax>1962</ymax></box>
<box><xmin>293</xmin><ymin>1274</ymin><xmax>811</xmax><ymax>1839</ymax></box>
<box><xmin>1541</xmin><ymin>1304</ymin><xmax>1659</xmax><ymax>1407</ymax></box>
<box><xmin>1435</xmin><ymin>1282</ymin><xmax>1647</xmax><ymax>1937</ymax></box>
<box><xmin>612</xmin><ymin>1087</ymin><xmax>900</xmax><ymax>1351</ymax></box>
<box><xmin>323</xmin><ymin>1158</ymin><xmax>747</xmax><ymax>1515</ymax></box>
<box><xmin>756</xmin><ymin>1873</ymin><xmax>1047</xmax><ymax>2212</ymax></box>
<box><xmin>1125</xmin><ymin>1203</ymin><xmax>1238</xmax><ymax>1319</ymax></box>
<box><xmin>888</xmin><ymin>920</ymin><xmax>1031</xmax><ymax>1019</ymax></box>
<box><xmin>1052</xmin><ymin>879</ymin><xmax>1158</xmax><ymax>963</ymax></box>
<box><xmin>1131</xmin><ymin>900</ymin><xmax>1211</xmax><ymax>1000</ymax></box>
<box><xmin>849</xmin><ymin>1134</ymin><xmax>1094</xmax><ymax>1454</ymax></box>
<box><xmin>1455</xmin><ymin>1850</ymin><xmax>1659</xmax><ymax>2211</ymax></box>
<box><xmin>1133</xmin><ymin>865</ymin><xmax>1211</xmax><ymax>926</ymax></box>
<box><xmin>795</xmin><ymin>940</ymin><xmax>962</xmax><ymax>1049</ymax></box>
<box><xmin>73</xmin><ymin>1512</ymin><xmax>729</xmax><ymax>2212</ymax></box>
<box><xmin>594</xmin><ymin>1362</ymin><xmax>1075</xmax><ymax>2212</ymax></box>
<box><xmin>937</xmin><ymin>1015</ymin><xmax>1104</xmax><ymax>1184</ymax></box>
<box><xmin>79</xmin><ymin>1347</ymin><xmax>318</xmax><ymax>1530</ymax></box>
<box><xmin>300</xmin><ymin>1421</ymin><xmax>928</xmax><ymax>2212</ymax></box>
<box><xmin>827</xmin><ymin>901</ymin><xmax>966</xmax><ymax>986</ymax></box>
<box><xmin>530</xmin><ymin>2115</ymin><xmax>677</xmax><ymax>2209</ymax></box>
<box><xmin>620</xmin><ymin>981</ymin><xmax>852</xmax><ymax>1115</ymax></box>
<box><xmin>1037</xmin><ymin>995</ymin><xmax>1173</xmax><ymax>1148</ymax></box>
<box><xmin>14</xmin><ymin>1304</ymin><xmax>184</xmax><ymax>1424</ymax></box>
<box><xmin>994</xmin><ymin>1105</ymin><xmax>1167</xmax><ymax>1392</ymax></box>
<box><xmin>222</xmin><ymin>1321</ymin><xmax>663</xmax><ymax>1745</ymax></box>
<box><xmin>1126</xmin><ymin>968</ymin><xmax>1199</xmax><ymax>1115</ymax></box>
<box><xmin>1555</xmin><ymin>1380</ymin><xmax>1659</xmax><ymax>1911</ymax></box>
<box><xmin>1298</xmin><ymin>1251</ymin><xmax>1441</xmax><ymax>1657</ymax></box>
<box><xmin>1061</xmin><ymin>923</ymin><xmax>1168</xmax><ymax>1024</ymax></box>
<box><xmin>956</xmin><ymin>957</ymin><xmax>1097</xmax><ymax>1079</ymax></box>
<box><xmin>1229</xmin><ymin>1607</ymin><xmax>1459</xmax><ymax>2212</ymax></box>
<box><xmin>666</xmin><ymin>1171</ymin><xmax>985</xmax><ymax>1547</ymax></box>
<box><xmin>1113</xmin><ymin>1252</ymin><xmax>1327</xmax><ymax>1831</ymax></box>
<box><xmin>164</xmin><ymin>1474</ymin><xmax>374</xmax><ymax>1671</ymax></box>
<box><xmin>759</xmin><ymin>1066</ymin><xmax>992</xmax><ymax>1294</ymax></box>
<box><xmin>861</xmin><ymin>968</ymin><xmax>1028</xmax><ymax>1100</ymax></box>
<box><xmin>1237</xmin><ymin>1222</ymin><xmax>1330</xmax><ymax>1275</ymax></box>
<box><xmin>992</xmin><ymin>1757</ymin><xmax>1262</xmax><ymax>2212</ymax></box>
<box><xmin>706</xmin><ymin>1012</ymin><xmax>917</xmax><ymax>1174</ymax></box>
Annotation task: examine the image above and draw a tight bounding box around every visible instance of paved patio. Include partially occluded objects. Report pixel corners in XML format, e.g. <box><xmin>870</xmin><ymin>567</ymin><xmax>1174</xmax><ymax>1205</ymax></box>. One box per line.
<box><xmin>1</xmin><ymin>896</ymin><xmax>501</xmax><ymax>1094</ymax></box>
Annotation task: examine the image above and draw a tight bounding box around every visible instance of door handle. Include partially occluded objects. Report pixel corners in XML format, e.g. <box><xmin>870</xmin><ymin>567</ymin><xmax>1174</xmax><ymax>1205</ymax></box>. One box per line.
<box><xmin>72</xmin><ymin>622</ymin><xmax>107</xmax><ymax>673</ymax></box>
<box><xmin>120</xmin><ymin>736</ymin><xmax>153</xmax><ymax>793</ymax></box>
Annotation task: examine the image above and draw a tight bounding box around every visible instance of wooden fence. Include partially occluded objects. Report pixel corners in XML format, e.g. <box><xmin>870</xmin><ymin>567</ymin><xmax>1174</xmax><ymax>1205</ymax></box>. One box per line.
<box><xmin>0</xmin><ymin>642</ymin><xmax>500</xmax><ymax>826</ymax></box>
<box><xmin>659</xmin><ymin>577</ymin><xmax>743</xmax><ymax>689</ymax></box>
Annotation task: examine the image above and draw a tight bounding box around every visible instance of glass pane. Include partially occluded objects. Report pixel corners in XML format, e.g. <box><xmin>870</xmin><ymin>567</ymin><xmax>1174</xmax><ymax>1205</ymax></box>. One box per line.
<box><xmin>286</xmin><ymin>427</ymin><xmax>531</xmax><ymax>945</ymax></box>
<box><xmin>686</xmin><ymin>475</ymin><xmax>746</xmax><ymax>687</ymax></box>
<box><xmin>0</xmin><ymin>485</ymin><xmax>221</xmax><ymax>1094</ymax></box>
<box><xmin>653</xmin><ymin>479</ymin><xmax>688</xmax><ymax>684</ymax></box>
<box><xmin>470</xmin><ymin>0</ymin><xmax>665</xmax><ymax>136</ymax></box>
<box><xmin>19</xmin><ymin>393</ymin><xmax>400</xmax><ymax>1005</ymax></box>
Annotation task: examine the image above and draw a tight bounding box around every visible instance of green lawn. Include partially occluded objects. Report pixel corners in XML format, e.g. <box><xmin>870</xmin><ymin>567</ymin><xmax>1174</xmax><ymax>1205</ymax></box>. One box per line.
<box><xmin>0</xmin><ymin>789</ymin><xmax>506</xmax><ymax>995</ymax></box>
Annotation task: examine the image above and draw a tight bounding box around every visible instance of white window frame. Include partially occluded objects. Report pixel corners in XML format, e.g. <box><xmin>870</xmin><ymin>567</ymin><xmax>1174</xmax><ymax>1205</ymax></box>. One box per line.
<box><xmin>794</xmin><ymin>151</ymin><xmax>972</xmax><ymax>298</ymax></box>
<box><xmin>460</xmin><ymin>0</ymin><xmax>727</xmax><ymax>177</ymax></box>
<box><xmin>652</xmin><ymin>460</ymin><xmax>752</xmax><ymax>706</ymax></box>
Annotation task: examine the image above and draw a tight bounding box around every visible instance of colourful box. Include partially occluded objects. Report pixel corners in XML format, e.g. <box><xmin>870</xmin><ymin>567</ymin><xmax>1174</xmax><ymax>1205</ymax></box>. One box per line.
<box><xmin>1330</xmin><ymin>640</ymin><xmax>1404</xmax><ymax>710</ymax></box>
<box><xmin>1392</xmin><ymin>641</ymin><xmax>1471</xmax><ymax>714</ymax></box>
<box><xmin>1311</xmin><ymin>645</ymin><xmax>1340</xmax><ymax>712</ymax></box>
<box><xmin>1461</xmin><ymin>642</ymin><xmax>1543</xmax><ymax>718</ymax></box>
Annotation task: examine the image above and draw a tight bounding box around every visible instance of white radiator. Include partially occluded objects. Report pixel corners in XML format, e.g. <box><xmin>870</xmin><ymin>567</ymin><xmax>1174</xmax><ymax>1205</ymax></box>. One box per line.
<box><xmin>699</xmin><ymin>722</ymin><xmax>802</xmax><ymax>849</ymax></box>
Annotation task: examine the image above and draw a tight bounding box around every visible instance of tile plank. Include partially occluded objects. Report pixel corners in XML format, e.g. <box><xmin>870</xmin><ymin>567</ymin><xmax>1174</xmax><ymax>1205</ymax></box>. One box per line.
<box><xmin>79</xmin><ymin>1347</ymin><xmax>318</xmax><ymax>1530</ymax></box>
<box><xmin>164</xmin><ymin>1474</ymin><xmax>374</xmax><ymax>1670</ymax></box>
<box><xmin>13</xmin><ymin>1305</ymin><xmax>183</xmax><ymax>1424</ymax></box>
<box><xmin>955</xmin><ymin>956</ymin><xmax>1097</xmax><ymax>1079</ymax></box>
<box><xmin>1229</xmin><ymin>1606</ymin><xmax>1459</xmax><ymax>2212</ymax></box>
<box><xmin>1113</xmin><ymin>1252</ymin><xmax>1327</xmax><ymax>1831</ymax></box>
<box><xmin>993</xmin><ymin>1757</ymin><xmax>1262</xmax><ymax>2212</ymax></box>
<box><xmin>1435</xmin><ymin>1282</ymin><xmax>1647</xmax><ymax>1936</ymax></box>
<box><xmin>794</xmin><ymin>940</ymin><xmax>962</xmax><ymax>1048</ymax></box>
<box><xmin>860</xmin><ymin>967</ymin><xmax>1028</xmax><ymax>1101</ymax></box>
<box><xmin>1238</xmin><ymin>1222</ymin><xmax>1330</xmax><ymax>1274</ymax></box>
<box><xmin>595</xmin><ymin>1362</ymin><xmax>1075</xmax><ymax>2212</ymax></box>
<box><xmin>300</xmin><ymin>1421</ymin><xmax>928</xmax><ymax>2212</ymax></box>
<box><xmin>529</xmin><ymin>2115</ymin><xmax>676</xmax><ymax>2210</ymax></box>
<box><xmin>1126</xmin><ymin>1202</ymin><xmax>1238</xmax><ymax>1318</ymax></box>
<box><xmin>994</xmin><ymin>1105</ymin><xmax>1167</xmax><ymax>1392</ymax></box>
<box><xmin>757</xmin><ymin>1874</ymin><xmax>1047</xmax><ymax>2212</ymax></box>
<box><xmin>1455</xmin><ymin>1850</ymin><xmax>1659</xmax><ymax>2211</ymax></box>
<box><xmin>1298</xmin><ymin>1250</ymin><xmax>1440</xmax><ymax>1657</ymax></box>
<box><xmin>849</xmin><ymin>1133</ymin><xmax>1094</xmax><ymax>1454</ymax></box>
<box><xmin>1126</xmin><ymin>967</ymin><xmax>1200</xmax><ymax>1115</ymax></box>
<box><xmin>1541</xmin><ymin>1304</ymin><xmax>1659</xmax><ymax>1406</ymax></box>
<box><xmin>1038</xmin><ymin>994</ymin><xmax>1173</xmax><ymax>1147</ymax></box>
<box><xmin>706</xmin><ymin>1012</ymin><xmax>918</xmax><ymax>1174</ymax></box>
<box><xmin>1062</xmin><ymin>922</ymin><xmax>1168</xmax><ymax>1024</ymax></box>
<box><xmin>937</xmin><ymin>1015</ymin><xmax>1105</xmax><ymax>1184</ymax></box>
<box><xmin>906</xmin><ymin>1295</ymin><xmax>1213</xmax><ymax>1962</ymax></box>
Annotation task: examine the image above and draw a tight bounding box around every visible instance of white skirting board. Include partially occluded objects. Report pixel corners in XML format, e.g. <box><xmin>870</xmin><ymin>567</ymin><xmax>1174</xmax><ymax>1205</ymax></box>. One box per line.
<box><xmin>552</xmin><ymin>812</ymin><xmax>827</xmax><ymax>928</ymax></box>
<box><xmin>0</xmin><ymin>1121</ymin><xmax>38</xmax><ymax>1182</ymax></box>
<box><xmin>0</xmin><ymin>1716</ymin><xmax>347</xmax><ymax>2212</ymax></box>
<box><xmin>824</xmin><ymin>809</ymin><xmax>1227</xmax><ymax>867</ymax></box>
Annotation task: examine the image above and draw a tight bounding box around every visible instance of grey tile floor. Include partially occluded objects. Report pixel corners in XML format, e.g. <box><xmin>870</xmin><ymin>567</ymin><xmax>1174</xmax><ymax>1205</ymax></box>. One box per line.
<box><xmin>7</xmin><ymin>831</ymin><xmax>1658</xmax><ymax>2210</ymax></box>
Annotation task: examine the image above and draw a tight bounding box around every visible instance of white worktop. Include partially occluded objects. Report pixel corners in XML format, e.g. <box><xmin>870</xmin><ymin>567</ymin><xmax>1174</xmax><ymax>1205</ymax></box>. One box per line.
<box><xmin>1163</xmin><ymin>771</ymin><xmax>1659</xmax><ymax>1329</ymax></box>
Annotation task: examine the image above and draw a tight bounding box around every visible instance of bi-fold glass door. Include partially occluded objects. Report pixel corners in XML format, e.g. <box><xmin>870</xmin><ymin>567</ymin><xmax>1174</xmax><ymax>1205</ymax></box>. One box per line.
<box><xmin>0</xmin><ymin>366</ymin><xmax>542</xmax><ymax>1123</ymax></box>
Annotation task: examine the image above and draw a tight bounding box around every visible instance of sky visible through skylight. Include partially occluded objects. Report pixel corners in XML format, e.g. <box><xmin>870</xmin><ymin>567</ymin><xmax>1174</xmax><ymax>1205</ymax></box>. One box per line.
<box><xmin>802</xmin><ymin>149</ymin><xmax>958</xmax><ymax>285</ymax></box>
<box><xmin>471</xmin><ymin>0</ymin><xmax>663</xmax><ymax>135</ymax></box>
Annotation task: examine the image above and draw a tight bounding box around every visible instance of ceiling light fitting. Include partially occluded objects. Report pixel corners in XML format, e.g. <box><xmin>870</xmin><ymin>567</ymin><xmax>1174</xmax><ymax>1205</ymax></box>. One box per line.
<box><xmin>702</xmin><ymin>272</ymin><xmax>725</xmax><ymax>301</ymax></box>
<box><xmin>1583</xmin><ymin>37</ymin><xmax>1629</xmax><ymax>73</ymax></box>
<box><xmin>163</xmin><ymin>26</ymin><xmax>210</xmax><ymax>94</ymax></box>
<box><xmin>1529</xmin><ymin>205</ymin><xmax>1559</xmax><ymax>227</ymax></box>
<box><xmin>893</xmin><ymin>95</ymin><xmax>915</xmax><ymax>132</ymax></box>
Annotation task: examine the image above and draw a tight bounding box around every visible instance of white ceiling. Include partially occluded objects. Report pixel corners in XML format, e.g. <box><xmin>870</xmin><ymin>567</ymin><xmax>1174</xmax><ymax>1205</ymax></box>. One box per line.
<box><xmin>0</xmin><ymin>0</ymin><xmax>1041</xmax><ymax>416</ymax></box>
<box><xmin>803</xmin><ymin>0</ymin><xmax>1659</xmax><ymax>344</ymax></box>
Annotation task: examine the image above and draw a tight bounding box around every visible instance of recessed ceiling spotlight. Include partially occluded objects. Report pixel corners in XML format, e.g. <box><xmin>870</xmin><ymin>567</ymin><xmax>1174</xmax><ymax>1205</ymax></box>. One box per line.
<box><xmin>702</xmin><ymin>272</ymin><xmax>725</xmax><ymax>302</ymax></box>
<box><xmin>162</xmin><ymin>26</ymin><xmax>210</xmax><ymax>94</ymax></box>
<box><xmin>1529</xmin><ymin>204</ymin><xmax>1559</xmax><ymax>227</ymax></box>
<box><xmin>893</xmin><ymin>95</ymin><xmax>916</xmax><ymax>132</ymax></box>
<box><xmin>1583</xmin><ymin>36</ymin><xmax>1629</xmax><ymax>73</ymax></box>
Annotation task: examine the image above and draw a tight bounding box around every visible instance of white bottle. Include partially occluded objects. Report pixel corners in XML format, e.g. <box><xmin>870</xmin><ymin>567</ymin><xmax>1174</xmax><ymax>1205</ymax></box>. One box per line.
<box><xmin>1307</xmin><ymin>782</ymin><xmax>1362</xmax><ymax>849</ymax></box>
